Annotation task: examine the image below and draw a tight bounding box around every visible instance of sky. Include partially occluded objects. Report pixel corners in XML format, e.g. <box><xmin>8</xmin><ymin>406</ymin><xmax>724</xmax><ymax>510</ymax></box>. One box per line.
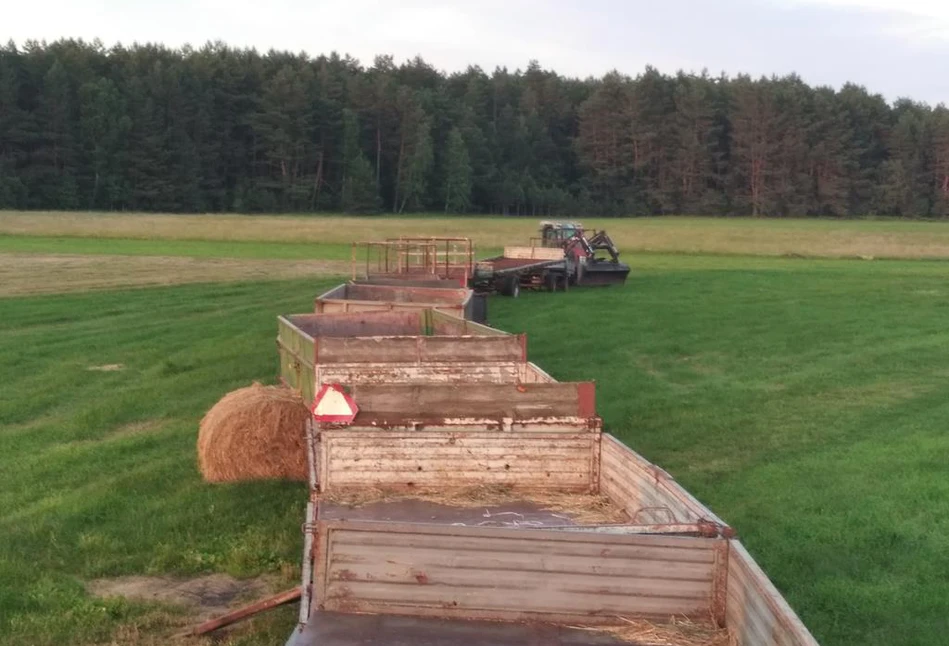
<box><xmin>7</xmin><ymin>0</ymin><xmax>949</xmax><ymax>104</ymax></box>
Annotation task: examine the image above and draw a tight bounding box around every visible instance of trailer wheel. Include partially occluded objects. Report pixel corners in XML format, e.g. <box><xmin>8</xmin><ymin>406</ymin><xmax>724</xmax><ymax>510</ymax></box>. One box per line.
<box><xmin>501</xmin><ymin>276</ymin><xmax>520</xmax><ymax>298</ymax></box>
<box><xmin>545</xmin><ymin>273</ymin><xmax>558</xmax><ymax>292</ymax></box>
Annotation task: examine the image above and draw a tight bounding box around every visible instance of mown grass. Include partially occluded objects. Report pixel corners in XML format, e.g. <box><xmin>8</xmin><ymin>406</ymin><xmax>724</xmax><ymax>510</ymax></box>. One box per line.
<box><xmin>2</xmin><ymin>240</ymin><xmax>948</xmax><ymax>644</ymax></box>
<box><xmin>6</xmin><ymin>210</ymin><xmax>949</xmax><ymax>259</ymax></box>
<box><xmin>0</xmin><ymin>234</ymin><xmax>352</xmax><ymax>260</ymax></box>
<box><xmin>491</xmin><ymin>255</ymin><xmax>949</xmax><ymax>646</ymax></box>
<box><xmin>0</xmin><ymin>280</ymin><xmax>337</xmax><ymax>645</ymax></box>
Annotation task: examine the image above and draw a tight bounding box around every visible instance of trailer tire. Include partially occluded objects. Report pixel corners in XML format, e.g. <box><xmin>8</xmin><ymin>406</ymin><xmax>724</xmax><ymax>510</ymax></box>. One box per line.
<box><xmin>501</xmin><ymin>276</ymin><xmax>520</xmax><ymax>298</ymax></box>
<box><xmin>545</xmin><ymin>273</ymin><xmax>558</xmax><ymax>292</ymax></box>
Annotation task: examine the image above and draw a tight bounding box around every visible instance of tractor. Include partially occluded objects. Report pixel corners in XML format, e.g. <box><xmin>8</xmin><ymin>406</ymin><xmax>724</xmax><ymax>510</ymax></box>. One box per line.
<box><xmin>537</xmin><ymin>221</ymin><xmax>630</xmax><ymax>286</ymax></box>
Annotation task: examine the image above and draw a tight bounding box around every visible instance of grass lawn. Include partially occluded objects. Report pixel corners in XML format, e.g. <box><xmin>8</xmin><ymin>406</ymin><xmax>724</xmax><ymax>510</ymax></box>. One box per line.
<box><xmin>7</xmin><ymin>210</ymin><xmax>949</xmax><ymax>259</ymax></box>
<box><xmin>1</xmin><ymin>213</ymin><xmax>948</xmax><ymax>644</ymax></box>
<box><xmin>0</xmin><ymin>235</ymin><xmax>352</xmax><ymax>261</ymax></box>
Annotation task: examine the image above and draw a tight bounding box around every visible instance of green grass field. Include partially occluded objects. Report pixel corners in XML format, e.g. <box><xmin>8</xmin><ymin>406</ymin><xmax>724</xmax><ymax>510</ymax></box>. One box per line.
<box><xmin>2</xmin><ymin>213</ymin><xmax>949</xmax><ymax>645</ymax></box>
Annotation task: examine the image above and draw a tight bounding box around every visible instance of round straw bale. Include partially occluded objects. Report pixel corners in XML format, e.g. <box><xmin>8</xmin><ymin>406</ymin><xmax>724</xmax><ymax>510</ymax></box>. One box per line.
<box><xmin>197</xmin><ymin>383</ymin><xmax>310</xmax><ymax>482</ymax></box>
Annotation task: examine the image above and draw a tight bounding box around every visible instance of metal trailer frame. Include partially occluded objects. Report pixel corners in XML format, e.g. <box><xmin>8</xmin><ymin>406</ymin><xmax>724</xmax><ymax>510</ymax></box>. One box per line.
<box><xmin>470</xmin><ymin>247</ymin><xmax>575</xmax><ymax>297</ymax></box>
<box><xmin>351</xmin><ymin>238</ymin><xmax>474</xmax><ymax>286</ymax></box>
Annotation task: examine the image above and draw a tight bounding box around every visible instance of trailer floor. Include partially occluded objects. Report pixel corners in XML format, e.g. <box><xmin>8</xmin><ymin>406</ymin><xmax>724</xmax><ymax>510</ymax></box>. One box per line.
<box><xmin>319</xmin><ymin>491</ymin><xmax>628</xmax><ymax>528</ymax></box>
<box><xmin>286</xmin><ymin>611</ymin><xmax>629</xmax><ymax>646</ymax></box>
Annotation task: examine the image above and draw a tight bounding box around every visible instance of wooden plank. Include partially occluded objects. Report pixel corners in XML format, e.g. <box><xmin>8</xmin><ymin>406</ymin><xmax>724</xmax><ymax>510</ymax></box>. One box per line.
<box><xmin>599</xmin><ymin>435</ymin><xmax>730</xmax><ymax>529</ymax></box>
<box><xmin>503</xmin><ymin>246</ymin><xmax>564</xmax><ymax>260</ymax></box>
<box><xmin>430</xmin><ymin>309</ymin><xmax>508</xmax><ymax>337</ymax></box>
<box><xmin>318</xmin><ymin>336</ymin><xmax>421</xmax><ymax>363</ymax></box>
<box><xmin>317</xmin><ymin>363</ymin><xmax>521</xmax><ymax>386</ymax></box>
<box><xmin>344</xmin><ymin>283</ymin><xmax>471</xmax><ymax>305</ymax></box>
<box><xmin>348</xmin><ymin>382</ymin><xmax>592</xmax><ymax>419</ymax></box>
<box><xmin>330</xmin><ymin>544</ymin><xmax>715</xmax><ymax>581</ymax></box>
<box><xmin>321</xmin><ymin>431</ymin><xmax>597</xmax><ymax>492</ymax></box>
<box><xmin>519</xmin><ymin>362</ymin><xmax>557</xmax><ymax>383</ymax></box>
<box><xmin>417</xmin><ymin>337</ymin><xmax>523</xmax><ymax>362</ymax></box>
<box><xmin>726</xmin><ymin>541</ymin><xmax>820</xmax><ymax>646</ymax></box>
<box><xmin>318</xmin><ymin>524</ymin><xmax>720</xmax><ymax>622</ymax></box>
<box><xmin>316</xmin><ymin>336</ymin><xmax>523</xmax><ymax>365</ymax></box>
<box><xmin>288</xmin><ymin>311</ymin><xmax>423</xmax><ymax>338</ymax></box>
<box><xmin>325</xmin><ymin>520</ymin><xmax>721</xmax><ymax>552</ymax></box>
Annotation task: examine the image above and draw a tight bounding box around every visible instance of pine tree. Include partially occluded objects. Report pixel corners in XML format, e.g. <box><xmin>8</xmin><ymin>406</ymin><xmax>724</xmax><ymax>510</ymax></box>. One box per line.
<box><xmin>78</xmin><ymin>77</ymin><xmax>130</xmax><ymax>209</ymax></box>
<box><xmin>340</xmin><ymin>109</ymin><xmax>380</xmax><ymax>213</ymax></box>
<box><xmin>443</xmin><ymin>127</ymin><xmax>472</xmax><ymax>213</ymax></box>
<box><xmin>728</xmin><ymin>77</ymin><xmax>781</xmax><ymax>216</ymax></box>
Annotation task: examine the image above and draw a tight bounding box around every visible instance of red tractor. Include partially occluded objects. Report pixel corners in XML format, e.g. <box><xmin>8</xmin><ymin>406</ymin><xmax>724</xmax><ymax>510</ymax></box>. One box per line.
<box><xmin>538</xmin><ymin>221</ymin><xmax>630</xmax><ymax>286</ymax></box>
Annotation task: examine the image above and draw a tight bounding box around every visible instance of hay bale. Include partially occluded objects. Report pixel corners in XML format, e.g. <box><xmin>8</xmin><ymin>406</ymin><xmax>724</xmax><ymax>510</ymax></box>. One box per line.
<box><xmin>197</xmin><ymin>383</ymin><xmax>310</xmax><ymax>482</ymax></box>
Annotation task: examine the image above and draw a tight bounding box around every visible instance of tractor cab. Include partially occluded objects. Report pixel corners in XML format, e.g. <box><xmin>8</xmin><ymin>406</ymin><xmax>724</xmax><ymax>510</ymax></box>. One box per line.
<box><xmin>539</xmin><ymin>221</ymin><xmax>584</xmax><ymax>248</ymax></box>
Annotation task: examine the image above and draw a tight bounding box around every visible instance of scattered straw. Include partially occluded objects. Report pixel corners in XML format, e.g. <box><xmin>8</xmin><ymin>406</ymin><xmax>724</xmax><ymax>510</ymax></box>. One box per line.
<box><xmin>566</xmin><ymin>616</ymin><xmax>734</xmax><ymax>646</ymax></box>
<box><xmin>321</xmin><ymin>485</ymin><xmax>628</xmax><ymax>525</ymax></box>
<box><xmin>197</xmin><ymin>383</ymin><xmax>310</xmax><ymax>483</ymax></box>
<box><xmin>87</xmin><ymin>363</ymin><xmax>125</xmax><ymax>371</ymax></box>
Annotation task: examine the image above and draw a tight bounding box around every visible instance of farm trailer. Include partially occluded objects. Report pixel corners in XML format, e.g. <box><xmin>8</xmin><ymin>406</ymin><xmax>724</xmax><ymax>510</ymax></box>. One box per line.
<box><xmin>286</xmin><ymin>429</ymin><xmax>820</xmax><ymax>646</ymax></box>
<box><xmin>277</xmin><ymin>309</ymin><xmax>596</xmax><ymax>433</ymax></box>
<box><xmin>315</xmin><ymin>282</ymin><xmax>487</xmax><ymax>323</ymax></box>
<box><xmin>471</xmin><ymin>246</ymin><xmax>574</xmax><ymax>297</ymax></box>
<box><xmin>276</xmin><ymin>309</ymin><xmax>820</xmax><ymax>646</ymax></box>
<box><xmin>351</xmin><ymin>238</ymin><xmax>475</xmax><ymax>287</ymax></box>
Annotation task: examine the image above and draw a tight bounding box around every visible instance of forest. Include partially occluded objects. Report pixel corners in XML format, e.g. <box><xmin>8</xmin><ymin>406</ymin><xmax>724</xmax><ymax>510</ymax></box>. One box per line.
<box><xmin>2</xmin><ymin>38</ymin><xmax>948</xmax><ymax>217</ymax></box>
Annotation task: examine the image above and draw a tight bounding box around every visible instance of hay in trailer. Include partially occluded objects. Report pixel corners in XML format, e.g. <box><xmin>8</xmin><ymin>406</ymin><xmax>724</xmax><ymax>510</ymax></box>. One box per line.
<box><xmin>197</xmin><ymin>383</ymin><xmax>310</xmax><ymax>482</ymax></box>
<box><xmin>568</xmin><ymin>616</ymin><xmax>735</xmax><ymax>646</ymax></box>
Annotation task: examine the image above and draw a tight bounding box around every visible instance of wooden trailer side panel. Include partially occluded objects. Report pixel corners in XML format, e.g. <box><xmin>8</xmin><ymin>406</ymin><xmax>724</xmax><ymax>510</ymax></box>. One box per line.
<box><xmin>726</xmin><ymin>541</ymin><xmax>820</xmax><ymax>646</ymax></box>
<box><xmin>317</xmin><ymin>362</ymin><xmax>522</xmax><ymax>386</ymax></box>
<box><xmin>347</xmin><ymin>382</ymin><xmax>596</xmax><ymax>421</ymax></box>
<box><xmin>277</xmin><ymin>316</ymin><xmax>316</xmax><ymax>403</ymax></box>
<box><xmin>286</xmin><ymin>312</ymin><xmax>424</xmax><ymax>338</ymax></box>
<box><xmin>518</xmin><ymin>362</ymin><xmax>557</xmax><ymax>383</ymax></box>
<box><xmin>317</xmin><ymin>300</ymin><xmax>468</xmax><ymax>318</ymax></box>
<box><xmin>503</xmin><ymin>246</ymin><xmax>565</xmax><ymax>260</ymax></box>
<box><xmin>318</xmin><ymin>431</ymin><xmax>598</xmax><ymax>492</ymax></box>
<box><xmin>315</xmin><ymin>522</ymin><xmax>722</xmax><ymax>624</ymax></box>
<box><xmin>315</xmin><ymin>284</ymin><xmax>472</xmax><ymax>318</ymax></box>
<box><xmin>315</xmin><ymin>336</ymin><xmax>523</xmax><ymax>364</ymax></box>
<box><xmin>429</xmin><ymin>309</ymin><xmax>507</xmax><ymax>336</ymax></box>
<box><xmin>344</xmin><ymin>283</ymin><xmax>472</xmax><ymax>305</ymax></box>
<box><xmin>599</xmin><ymin>435</ymin><xmax>728</xmax><ymax>527</ymax></box>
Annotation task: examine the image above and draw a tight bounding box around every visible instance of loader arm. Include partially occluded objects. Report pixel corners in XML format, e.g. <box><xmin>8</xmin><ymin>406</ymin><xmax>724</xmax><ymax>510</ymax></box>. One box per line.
<box><xmin>586</xmin><ymin>230</ymin><xmax>621</xmax><ymax>263</ymax></box>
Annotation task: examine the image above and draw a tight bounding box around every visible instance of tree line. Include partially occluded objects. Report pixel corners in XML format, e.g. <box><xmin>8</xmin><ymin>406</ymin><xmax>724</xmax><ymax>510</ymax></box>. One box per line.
<box><xmin>2</xmin><ymin>39</ymin><xmax>948</xmax><ymax>217</ymax></box>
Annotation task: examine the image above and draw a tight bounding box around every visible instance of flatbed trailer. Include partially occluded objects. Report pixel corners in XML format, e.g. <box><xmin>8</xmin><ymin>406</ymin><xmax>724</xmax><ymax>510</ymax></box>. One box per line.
<box><xmin>471</xmin><ymin>247</ymin><xmax>573</xmax><ymax>297</ymax></box>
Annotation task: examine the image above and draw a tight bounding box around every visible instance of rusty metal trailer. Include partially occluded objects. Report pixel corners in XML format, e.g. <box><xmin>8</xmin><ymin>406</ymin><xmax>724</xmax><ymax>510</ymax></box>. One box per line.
<box><xmin>315</xmin><ymin>282</ymin><xmax>486</xmax><ymax>322</ymax></box>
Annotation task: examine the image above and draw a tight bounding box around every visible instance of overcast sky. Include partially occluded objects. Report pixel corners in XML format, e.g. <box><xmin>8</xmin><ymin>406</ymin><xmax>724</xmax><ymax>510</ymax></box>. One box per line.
<box><xmin>7</xmin><ymin>0</ymin><xmax>949</xmax><ymax>104</ymax></box>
